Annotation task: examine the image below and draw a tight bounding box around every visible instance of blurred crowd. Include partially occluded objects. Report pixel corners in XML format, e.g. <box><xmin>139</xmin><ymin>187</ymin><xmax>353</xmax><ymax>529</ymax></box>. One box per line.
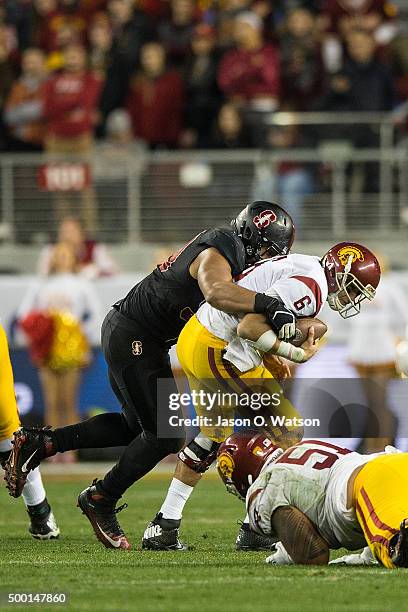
<box><xmin>0</xmin><ymin>0</ymin><xmax>407</xmax><ymax>153</ymax></box>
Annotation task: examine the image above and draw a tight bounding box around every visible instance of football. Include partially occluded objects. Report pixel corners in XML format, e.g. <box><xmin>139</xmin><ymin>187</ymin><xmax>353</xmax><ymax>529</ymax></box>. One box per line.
<box><xmin>289</xmin><ymin>317</ymin><xmax>328</xmax><ymax>347</ymax></box>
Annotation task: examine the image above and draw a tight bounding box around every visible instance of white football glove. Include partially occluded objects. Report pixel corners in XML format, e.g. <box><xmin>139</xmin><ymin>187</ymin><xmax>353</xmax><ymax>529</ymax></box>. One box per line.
<box><xmin>277</xmin><ymin>318</ymin><xmax>296</xmax><ymax>341</ymax></box>
<box><xmin>329</xmin><ymin>546</ymin><xmax>377</xmax><ymax>566</ymax></box>
<box><xmin>385</xmin><ymin>445</ymin><xmax>402</xmax><ymax>454</ymax></box>
<box><xmin>265</xmin><ymin>541</ymin><xmax>293</xmax><ymax>565</ymax></box>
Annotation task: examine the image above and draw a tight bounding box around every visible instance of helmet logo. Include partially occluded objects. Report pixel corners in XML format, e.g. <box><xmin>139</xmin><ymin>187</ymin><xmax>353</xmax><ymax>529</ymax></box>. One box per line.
<box><xmin>253</xmin><ymin>210</ymin><xmax>277</xmax><ymax>229</ymax></box>
<box><xmin>132</xmin><ymin>340</ymin><xmax>143</xmax><ymax>355</ymax></box>
<box><xmin>337</xmin><ymin>246</ymin><xmax>364</xmax><ymax>266</ymax></box>
<box><xmin>217</xmin><ymin>452</ymin><xmax>235</xmax><ymax>479</ymax></box>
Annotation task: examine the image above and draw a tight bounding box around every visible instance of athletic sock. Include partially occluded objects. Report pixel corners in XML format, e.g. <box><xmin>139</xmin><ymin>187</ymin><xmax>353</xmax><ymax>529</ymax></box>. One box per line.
<box><xmin>160</xmin><ymin>478</ymin><xmax>194</xmax><ymax>521</ymax></box>
<box><xmin>22</xmin><ymin>467</ymin><xmax>47</xmax><ymax>507</ymax></box>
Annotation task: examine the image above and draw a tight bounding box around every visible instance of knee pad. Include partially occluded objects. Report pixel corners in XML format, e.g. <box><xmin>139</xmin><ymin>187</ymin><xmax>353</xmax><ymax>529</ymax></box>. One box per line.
<box><xmin>178</xmin><ymin>434</ymin><xmax>220</xmax><ymax>473</ymax></box>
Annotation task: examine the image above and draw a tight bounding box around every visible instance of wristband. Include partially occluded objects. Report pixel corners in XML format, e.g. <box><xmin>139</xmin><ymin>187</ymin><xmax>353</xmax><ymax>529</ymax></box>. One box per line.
<box><xmin>253</xmin><ymin>330</ymin><xmax>278</xmax><ymax>352</ymax></box>
<box><xmin>276</xmin><ymin>342</ymin><xmax>305</xmax><ymax>363</ymax></box>
<box><xmin>254</xmin><ymin>293</ymin><xmax>270</xmax><ymax>314</ymax></box>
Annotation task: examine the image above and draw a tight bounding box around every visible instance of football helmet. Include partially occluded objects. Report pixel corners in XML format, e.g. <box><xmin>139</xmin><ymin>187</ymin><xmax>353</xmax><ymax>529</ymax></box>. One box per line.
<box><xmin>232</xmin><ymin>201</ymin><xmax>295</xmax><ymax>264</ymax></box>
<box><xmin>322</xmin><ymin>242</ymin><xmax>381</xmax><ymax>319</ymax></box>
<box><xmin>217</xmin><ymin>431</ymin><xmax>283</xmax><ymax>500</ymax></box>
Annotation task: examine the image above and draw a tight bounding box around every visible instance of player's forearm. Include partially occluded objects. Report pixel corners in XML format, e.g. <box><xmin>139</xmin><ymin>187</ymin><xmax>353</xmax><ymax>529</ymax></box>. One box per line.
<box><xmin>237</xmin><ymin>313</ymin><xmax>272</xmax><ymax>341</ymax></box>
<box><xmin>237</xmin><ymin>315</ymin><xmax>303</xmax><ymax>363</ymax></box>
<box><xmin>203</xmin><ymin>281</ymin><xmax>258</xmax><ymax>314</ymax></box>
<box><xmin>272</xmin><ymin>506</ymin><xmax>329</xmax><ymax>565</ymax></box>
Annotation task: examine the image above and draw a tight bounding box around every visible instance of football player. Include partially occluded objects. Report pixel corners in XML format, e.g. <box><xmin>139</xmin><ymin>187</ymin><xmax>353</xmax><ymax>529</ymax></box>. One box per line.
<box><xmin>142</xmin><ymin>242</ymin><xmax>381</xmax><ymax>551</ymax></box>
<box><xmin>217</xmin><ymin>432</ymin><xmax>408</xmax><ymax>569</ymax></box>
<box><xmin>0</xmin><ymin>323</ymin><xmax>59</xmax><ymax>539</ymax></box>
<box><xmin>5</xmin><ymin>201</ymin><xmax>296</xmax><ymax>550</ymax></box>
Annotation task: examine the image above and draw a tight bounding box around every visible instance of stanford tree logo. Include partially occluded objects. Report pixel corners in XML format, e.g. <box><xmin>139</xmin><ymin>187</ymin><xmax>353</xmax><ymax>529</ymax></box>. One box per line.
<box><xmin>131</xmin><ymin>341</ymin><xmax>143</xmax><ymax>356</ymax></box>
<box><xmin>253</xmin><ymin>210</ymin><xmax>277</xmax><ymax>229</ymax></box>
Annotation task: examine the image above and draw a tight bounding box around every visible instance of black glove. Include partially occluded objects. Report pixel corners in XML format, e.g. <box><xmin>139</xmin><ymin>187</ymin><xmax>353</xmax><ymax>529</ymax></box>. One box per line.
<box><xmin>254</xmin><ymin>294</ymin><xmax>296</xmax><ymax>340</ymax></box>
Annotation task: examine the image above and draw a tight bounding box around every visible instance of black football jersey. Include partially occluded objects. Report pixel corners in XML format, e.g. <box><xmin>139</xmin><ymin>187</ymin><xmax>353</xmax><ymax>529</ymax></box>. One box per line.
<box><xmin>118</xmin><ymin>228</ymin><xmax>246</xmax><ymax>346</ymax></box>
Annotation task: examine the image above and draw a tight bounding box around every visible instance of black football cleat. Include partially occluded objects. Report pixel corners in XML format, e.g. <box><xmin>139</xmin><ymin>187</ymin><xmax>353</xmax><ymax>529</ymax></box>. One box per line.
<box><xmin>142</xmin><ymin>513</ymin><xmax>187</xmax><ymax>551</ymax></box>
<box><xmin>390</xmin><ymin>518</ymin><xmax>408</xmax><ymax>567</ymax></box>
<box><xmin>235</xmin><ymin>522</ymin><xmax>277</xmax><ymax>551</ymax></box>
<box><xmin>77</xmin><ymin>479</ymin><xmax>131</xmax><ymax>550</ymax></box>
<box><xmin>27</xmin><ymin>499</ymin><xmax>60</xmax><ymax>540</ymax></box>
<box><xmin>5</xmin><ymin>427</ymin><xmax>56</xmax><ymax>498</ymax></box>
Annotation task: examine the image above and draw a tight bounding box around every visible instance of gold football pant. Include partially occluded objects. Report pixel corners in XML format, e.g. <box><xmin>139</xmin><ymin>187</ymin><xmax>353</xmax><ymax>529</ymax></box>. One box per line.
<box><xmin>353</xmin><ymin>453</ymin><xmax>408</xmax><ymax>569</ymax></box>
<box><xmin>0</xmin><ymin>324</ymin><xmax>20</xmax><ymax>441</ymax></box>
<box><xmin>176</xmin><ymin>315</ymin><xmax>301</xmax><ymax>444</ymax></box>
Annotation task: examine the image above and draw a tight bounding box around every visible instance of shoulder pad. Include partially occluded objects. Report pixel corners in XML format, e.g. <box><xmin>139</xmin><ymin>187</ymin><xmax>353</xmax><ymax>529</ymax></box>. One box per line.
<box><xmin>197</xmin><ymin>228</ymin><xmax>246</xmax><ymax>276</ymax></box>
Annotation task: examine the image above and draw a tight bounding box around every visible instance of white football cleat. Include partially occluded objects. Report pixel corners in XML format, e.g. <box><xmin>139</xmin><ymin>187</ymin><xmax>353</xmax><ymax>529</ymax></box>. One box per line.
<box><xmin>265</xmin><ymin>541</ymin><xmax>293</xmax><ymax>565</ymax></box>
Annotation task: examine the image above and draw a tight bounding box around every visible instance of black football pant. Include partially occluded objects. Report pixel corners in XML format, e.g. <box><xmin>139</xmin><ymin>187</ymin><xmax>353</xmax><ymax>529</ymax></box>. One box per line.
<box><xmin>52</xmin><ymin>309</ymin><xmax>185</xmax><ymax>499</ymax></box>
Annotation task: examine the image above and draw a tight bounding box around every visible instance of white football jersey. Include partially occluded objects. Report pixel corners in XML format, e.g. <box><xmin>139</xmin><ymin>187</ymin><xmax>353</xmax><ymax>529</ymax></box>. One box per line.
<box><xmin>196</xmin><ymin>253</ymin><xmax>328</xmax><ymax>371</ymax></box>
<box><xmin>246</xmin><ymin>440</ymin><xmax>381</xmax><ymax>550</ymax></box>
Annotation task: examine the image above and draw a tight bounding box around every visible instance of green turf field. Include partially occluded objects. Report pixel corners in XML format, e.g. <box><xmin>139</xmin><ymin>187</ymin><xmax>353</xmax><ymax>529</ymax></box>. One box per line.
<box><xmin>1</xmin><ymin>473</ymin><xmax>407</xmax><ymax>612</ymax></box>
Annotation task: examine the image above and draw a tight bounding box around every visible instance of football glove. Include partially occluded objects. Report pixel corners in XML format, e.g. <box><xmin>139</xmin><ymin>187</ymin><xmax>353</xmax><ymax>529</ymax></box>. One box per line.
<box><xmin>329</xmin><ymin>547</ymin><xmax>377</xmax><ymax>566</ymax></box>
<box><xmin>385</xmin><ymin>445</ymin><xmax>402</xmax><ymax>454</ymax></box>
<box><xmin>255</xmin><ymin>295</ymin><xmax>296</xmax><ymax>341</ymax></box>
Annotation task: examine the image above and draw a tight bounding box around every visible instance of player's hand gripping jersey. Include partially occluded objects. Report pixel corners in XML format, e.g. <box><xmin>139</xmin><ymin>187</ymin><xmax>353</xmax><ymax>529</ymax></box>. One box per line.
<box><xmin>246</xmin><ymin>440</ymin><xmax>376</xmax><ymax>551</ymax></box>
<box><xmin>197</xmin><ymin>254</ymin><xmax>328</xmax><ymax>371</ymax></box>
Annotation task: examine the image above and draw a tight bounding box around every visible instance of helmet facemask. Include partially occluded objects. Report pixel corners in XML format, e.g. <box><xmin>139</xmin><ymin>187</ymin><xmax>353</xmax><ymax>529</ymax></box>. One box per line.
<box><xmin>225</xmin><ymin>479</ymin><xmax>245</xmax><ymax>501</ymax></box>
<box><xmin>327</xmin><ymin>253</ymin><xmax>376</xmax><ymax>318</ymax></box>
<box><xmin>238</xmin><ymin>226</ymin><xmax>287</xmax><ymax>265</ymax></box>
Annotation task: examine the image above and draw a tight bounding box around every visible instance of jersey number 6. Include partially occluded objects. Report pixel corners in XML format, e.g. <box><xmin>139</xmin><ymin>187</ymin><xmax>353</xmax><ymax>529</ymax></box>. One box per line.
<box><xmin>294</xmin><ymin>295</ymin><xmax>312</xmax><ymax>311</ymax></box>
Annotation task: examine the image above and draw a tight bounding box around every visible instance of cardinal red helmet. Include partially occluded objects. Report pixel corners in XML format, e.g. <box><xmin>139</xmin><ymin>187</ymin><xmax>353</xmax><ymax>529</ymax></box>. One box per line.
<box><xmin>217</xmin><ymin>431</ymin><xmax>282</xmax><ymax>500</ymax></box>
<box><xmin>322</xmin><ymin>242</ymin><xmax>381</xmax><ymax>319</ymax></box>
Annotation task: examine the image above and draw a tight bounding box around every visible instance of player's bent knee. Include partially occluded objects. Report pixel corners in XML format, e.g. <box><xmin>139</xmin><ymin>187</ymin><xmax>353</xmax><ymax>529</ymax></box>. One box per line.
<box><xmin>162</xmin><ymin>436</ymin><xmax>185</xmax><ymax>455</ymax></box>
<box><xmin>141</xmin><ymin>431</ymin><xmax>185</xmax><ymax>457</ymax></box>
<box><xmin>157</xmin><ymin>436</ymin><xmax>185</xmax><ymax>456</ymax></box>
